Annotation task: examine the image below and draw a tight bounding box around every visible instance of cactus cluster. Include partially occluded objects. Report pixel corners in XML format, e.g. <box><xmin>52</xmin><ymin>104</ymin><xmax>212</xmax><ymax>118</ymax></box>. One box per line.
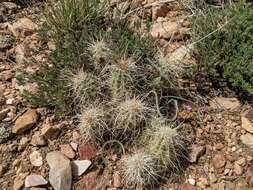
<box><xmin>20</xmin><ymin>0</ymin><xmax>188</xmax><ymax>188</ymax></box>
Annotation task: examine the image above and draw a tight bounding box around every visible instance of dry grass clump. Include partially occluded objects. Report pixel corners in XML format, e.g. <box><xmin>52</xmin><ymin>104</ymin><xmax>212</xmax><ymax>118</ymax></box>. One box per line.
<box><xmin>147</xmin><ymin>118</ymin><xmax>186</xmax><ymax>172</ymax></box>
<box><xmin>78</xmin><ymin>106</ymin><xmax>108</xmax><ymax>142</ymax></box>
<box><xmin>122</xmin><ymin>153</ymin><xmax>161</xmax><ymax>188</ymax></box>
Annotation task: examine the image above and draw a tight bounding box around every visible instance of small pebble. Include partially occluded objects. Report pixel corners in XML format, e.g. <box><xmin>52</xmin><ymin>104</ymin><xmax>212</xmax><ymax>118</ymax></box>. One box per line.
<box><xmin>188</xmin><ymin>178</ymin><xmax>196</xmax><ymax>186</ymax></box>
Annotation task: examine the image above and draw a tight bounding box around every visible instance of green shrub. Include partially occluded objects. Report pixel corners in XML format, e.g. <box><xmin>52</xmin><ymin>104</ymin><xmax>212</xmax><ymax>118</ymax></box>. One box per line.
<box><xmin>192</xmin><ymin>1</ymin><xmax>253</xmax><ymax>94</ymax></box>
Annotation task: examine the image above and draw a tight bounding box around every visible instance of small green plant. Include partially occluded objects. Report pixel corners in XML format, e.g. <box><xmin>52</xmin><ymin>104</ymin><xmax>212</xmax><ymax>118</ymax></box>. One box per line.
<box><xmin>192</xmin><ymin>1</ymin><xmax>253</xmax><ymax>94</ymax></box>
<box><xmin>122</xmin><ymin>153</ymin><xmax>161</xmax><ymax>188</ymax></box>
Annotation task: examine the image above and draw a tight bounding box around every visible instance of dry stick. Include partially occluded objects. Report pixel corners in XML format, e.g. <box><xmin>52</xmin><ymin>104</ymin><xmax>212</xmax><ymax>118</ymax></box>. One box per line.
<box><xmin>189</xmin><ymin>17</ymin><xmax>233</xmax><ymax>47</ymax></box>
<box><xmin>145</xmin><ymin>90</ymin><xmax>179</xmax><ymax>122</ymax></box>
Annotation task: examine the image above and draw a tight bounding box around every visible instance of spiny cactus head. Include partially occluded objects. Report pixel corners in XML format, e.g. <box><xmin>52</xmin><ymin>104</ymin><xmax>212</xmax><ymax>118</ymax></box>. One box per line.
<box><xmin>122</xmin><ymin>152</ymin><xmax>161</xmax><ymax>188</ymax></box>
<box><xmin>111</xmin><ymin>96</ymin><xmax>153</xmax><ymax>141</ymax></box>
<box><xmin>69</xmin><ymin>70</ymin><xmax>101</xmax><ymax>105</ymax></box>
<box><xmin>117</xmin><ymin>56</ymin><xmax>136</xmax><ymax>71</ymax></box>
<box><xmin>114</xmin><ymin>97</ymin><xmax>150</xmax><ymax>130</ymax></box>
<box><xmin>118</xmin><ymin>97</ymin><xmax>146</xmax><ymax>114</ymax></box>
<box><xmin>147</xmin><ymin>118</ymin><xmax>187</xmax><ymax>172</ymax></box>
<box><xmin>78</xmin><ymin>106</ymin><xmax>107</xmax><ymax>142</ymax></box>
<box><xmin>88</xmin><ymin>38</ymin><xmax>111</xmax><ymax>69</ymax></box>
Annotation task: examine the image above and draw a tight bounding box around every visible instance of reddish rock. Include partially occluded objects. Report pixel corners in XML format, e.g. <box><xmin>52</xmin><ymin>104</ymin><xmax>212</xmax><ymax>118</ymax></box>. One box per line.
<box><xmin>212</xmin><ymin>154</ymin><xmax>226</xmax><ymax>169</ymax></box>
<box><xmin>78</xmin><ymin>144</ymin><xmax>97</xmax><ymax>160</ymax></box>
<box><xmin>188</xmin><ymin>144</ymin><xmax>206</xmax><ymax>163</ymax></box>
<box><xmin>82</xmin><ymin>169</ymin><xmax>99</xmax><ymax>190</ymax></box>
<box><xmin>77</xmin><ymin>168</ymin><xmax>111</xmax><ymax>190</ymax></box>
<box><xmin>181</xmin><ymin>183</ymin><xmax>197</xmax><ymax>190</ymax></box>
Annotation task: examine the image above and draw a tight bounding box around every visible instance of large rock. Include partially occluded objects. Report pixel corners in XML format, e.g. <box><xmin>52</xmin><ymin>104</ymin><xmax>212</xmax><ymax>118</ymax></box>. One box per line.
<box><xmin>25</xmin><ymin>174</ymin><xmax>47</xmax><ymax>188</ymax></box>
<box><xmin>46</xmin><ymin>152</ymin><xmax>72</xmax><ymax>190</ymax></box>
<box><xmin>12</xmin><ymin>109</ymin><xmax>38</xmax><ymax>134</ymax></box>
<box><xmin>167</xmin><ymin>45</ymin><xmax>194</xmax><ymax>65</ymax></box>
<box><xmin>209</xmin><ymin>97</ymin><xmax>240</xmax><ymax>111</ymax></box>
<box><xmin>11</xmin><ymin>18</ymin><xmax>38</xmax><ymax>37</ymax></box>
<box><xmin>240</xmin><ymin>133</ymin><xmax>253</xmax><ymax>148</ymax></box>
<box><xmin>150</xmin><ymin>21</ymin><xmax>189</xmax><ymax>39</ymax></box>
<box><xmin>241</xmin><ymin>116</ymin><xmax>253</xmax><ymax>133</ymax></box>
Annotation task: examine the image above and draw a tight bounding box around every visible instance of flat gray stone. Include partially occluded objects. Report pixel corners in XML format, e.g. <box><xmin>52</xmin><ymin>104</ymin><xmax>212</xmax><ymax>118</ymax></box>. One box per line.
<box><xmin>72</xmin><ymin>160</ymin><xmax>91</xmax><ymax>176</ymax></box>
<box><xmin>25</xmin><ymin>174</ymin><xmax>47</xmax><ymax>188</ymax></box>
<box><xmin>46</xmin><ymin>151</ymin><xmax>72</xmax><ymax>190</ymax></box>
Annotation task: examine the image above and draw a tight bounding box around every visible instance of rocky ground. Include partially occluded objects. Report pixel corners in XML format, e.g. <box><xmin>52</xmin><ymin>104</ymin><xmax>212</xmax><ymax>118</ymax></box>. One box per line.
<box><xmin>1</xmin><ymin>0</ymin><xmax>253</xmax><ymax>190</ymax></box>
